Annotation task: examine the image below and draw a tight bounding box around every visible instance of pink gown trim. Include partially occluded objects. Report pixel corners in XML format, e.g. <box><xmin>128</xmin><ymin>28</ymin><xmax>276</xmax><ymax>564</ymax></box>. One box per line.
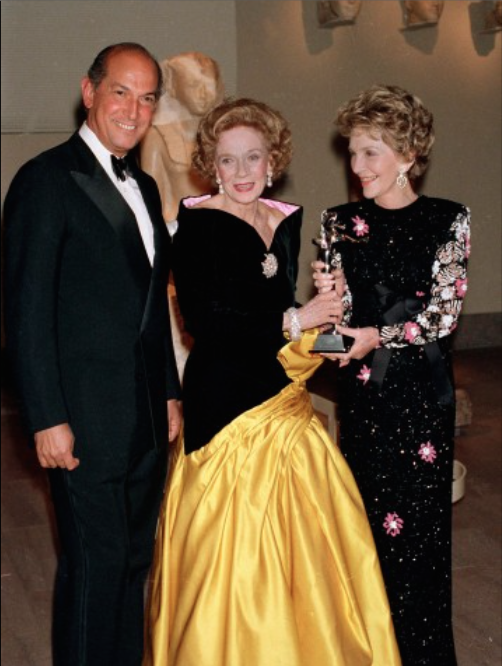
<box><xmin>183</xmin><ymin>195</ymin><xmax>300</xmax><ymax>216</ymax></box>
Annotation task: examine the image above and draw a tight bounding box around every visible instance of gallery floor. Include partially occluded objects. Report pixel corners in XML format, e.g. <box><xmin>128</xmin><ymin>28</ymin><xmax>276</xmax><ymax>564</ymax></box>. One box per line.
<box><xmin>1</xmin><ymin>347</ymin><xmax>501</xmax><ymax>666</ymax></box>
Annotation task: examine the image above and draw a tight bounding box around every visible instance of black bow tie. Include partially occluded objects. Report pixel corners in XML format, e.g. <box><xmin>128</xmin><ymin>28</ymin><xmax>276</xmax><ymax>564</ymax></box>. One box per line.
<box><xmin>111</xmin><ymin>154</ymin><xmax>134</xmax><ymax>181</ymax></box>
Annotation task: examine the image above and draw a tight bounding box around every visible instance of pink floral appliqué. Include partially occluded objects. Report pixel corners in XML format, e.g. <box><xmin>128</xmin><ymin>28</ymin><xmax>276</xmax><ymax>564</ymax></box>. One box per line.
<box><xmin>404</xmin><ymin>321</ymin><xmax>421</xmax><ymax>342</ymax></box>
<box><xmin>416</xmin><ymin>291</ymin><xmax>426</xmax><ymax>297</ymax></box>
<box><xmin>383</xmin><ymin>512</ymin><xmax>404</xmax><ymax>537</ymax></box>
<box><xmin>357</xmin><ymin>364</ymin><xmax>371</xmax><ymax>384</ymax></box>
<box><xmin>351</xmin><ymin>215</ymin><xmax>369</xmax><ymax>237</ymax></box>
<box><xmin>455</xmin><ymin>278</ymin><xmax>468</xmax><ymax>298</ymax></box>
<box><xmin>418</xmin><ymin>441</ymin><xmax>437</xmax><ymax>463</ymax></box>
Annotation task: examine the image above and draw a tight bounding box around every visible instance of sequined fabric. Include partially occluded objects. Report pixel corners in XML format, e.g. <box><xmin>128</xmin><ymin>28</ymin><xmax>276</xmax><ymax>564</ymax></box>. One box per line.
<box><xmin>326</xmin><ymin>196</ymin><xmax>470</xmax><ymax>666</ymax></box>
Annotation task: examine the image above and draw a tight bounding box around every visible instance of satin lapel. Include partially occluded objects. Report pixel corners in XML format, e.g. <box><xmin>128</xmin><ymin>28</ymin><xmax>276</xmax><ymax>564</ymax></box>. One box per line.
<box><xmin>135</xmin><ymin>171</ymin><xmax>169</xmax><ymax>332</ymax></box>
<box><xmin>70</xmin><ymin>162</ymin><xmax>151</xmax><ymax>292</ymax></box>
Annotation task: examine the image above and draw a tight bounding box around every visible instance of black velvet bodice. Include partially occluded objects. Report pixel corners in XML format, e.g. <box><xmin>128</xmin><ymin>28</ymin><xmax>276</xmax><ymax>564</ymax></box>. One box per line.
<box><xmin>172</xmin><ymin>198</ymin><xmax>303</xmax><ymax>453</ymax></box>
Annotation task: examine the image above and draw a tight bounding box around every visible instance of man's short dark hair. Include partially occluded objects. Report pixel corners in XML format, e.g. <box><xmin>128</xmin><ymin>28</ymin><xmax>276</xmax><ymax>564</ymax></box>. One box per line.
<box><xmin>87</xmin><ymin>43</ymin><xmax>163</xmax><ymax>100</ymax></box>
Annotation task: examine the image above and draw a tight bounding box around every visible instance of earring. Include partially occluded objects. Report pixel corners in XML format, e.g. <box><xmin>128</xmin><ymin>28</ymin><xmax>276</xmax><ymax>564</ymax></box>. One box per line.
<box><xmin>267</xmin><ymin>172</ymin><xmax>273</xmax><ymax>188</ymax></box>
<box><xmin>216</xmin><ymin>176</ymin><xmax>224</xmax><ymax>195</ymax></box>
<box><xmin>396</xmin><ymin>168</ymin><xmax>408</xmax><ymax>190</ymax></box>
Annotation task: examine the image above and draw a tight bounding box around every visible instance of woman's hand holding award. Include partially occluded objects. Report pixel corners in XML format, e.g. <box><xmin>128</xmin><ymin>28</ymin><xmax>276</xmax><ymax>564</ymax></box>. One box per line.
<box><xmin>311</xmin><ymin>212</ymin><xmax>350</xmax><ymax>353</ymax></box>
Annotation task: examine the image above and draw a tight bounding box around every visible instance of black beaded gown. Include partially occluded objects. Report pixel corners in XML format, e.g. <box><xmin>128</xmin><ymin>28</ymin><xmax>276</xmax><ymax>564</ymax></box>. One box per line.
<box><xmin>325</xmin><ymin>196</ymin><xmax>471</xmax><ymax>666</ymax></box>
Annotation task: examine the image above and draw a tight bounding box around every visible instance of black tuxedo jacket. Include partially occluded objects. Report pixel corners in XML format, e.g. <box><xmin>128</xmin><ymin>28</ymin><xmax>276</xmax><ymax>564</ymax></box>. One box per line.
<box><xmin>4</xmin><ymin>132</ymin><xmax>180</xmax><ymax>455</ymax></box>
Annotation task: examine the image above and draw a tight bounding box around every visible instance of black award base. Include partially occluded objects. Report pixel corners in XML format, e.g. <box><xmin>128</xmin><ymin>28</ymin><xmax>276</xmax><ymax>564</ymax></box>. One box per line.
<box><xmin>311</xmin><ymin>330</ymin><xmax>351</xmax><ymax>353</ymax></box>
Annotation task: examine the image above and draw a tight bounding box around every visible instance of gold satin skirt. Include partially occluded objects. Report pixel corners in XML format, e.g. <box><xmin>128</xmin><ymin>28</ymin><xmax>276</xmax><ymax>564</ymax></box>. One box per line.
<box><xmin>143</xmin><ymin>332</ymin><xmax>401</xmax><ymax>666</ymax></box>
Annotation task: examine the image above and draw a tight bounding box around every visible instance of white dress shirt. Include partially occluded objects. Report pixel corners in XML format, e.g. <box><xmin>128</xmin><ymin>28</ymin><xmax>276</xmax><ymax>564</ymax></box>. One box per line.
<box><xmin>79</xmin><ymin>123</ymin><xmax>155</xmax><ymax>265</ymax></box>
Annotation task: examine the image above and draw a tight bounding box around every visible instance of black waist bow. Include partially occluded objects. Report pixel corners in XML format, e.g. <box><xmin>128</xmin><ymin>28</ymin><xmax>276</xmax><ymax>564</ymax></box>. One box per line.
<box><xmin>370</xmin><ymin>284</ymin><xmax>454</xmax><ymax>406</ymax></box>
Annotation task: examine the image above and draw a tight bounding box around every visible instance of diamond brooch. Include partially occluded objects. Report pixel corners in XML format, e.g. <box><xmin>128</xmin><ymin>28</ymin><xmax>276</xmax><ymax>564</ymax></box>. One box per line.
<box><xmin>261</xmin><ymin>253</ymin><xmax>278</xmax><ymax>278</ymax></box>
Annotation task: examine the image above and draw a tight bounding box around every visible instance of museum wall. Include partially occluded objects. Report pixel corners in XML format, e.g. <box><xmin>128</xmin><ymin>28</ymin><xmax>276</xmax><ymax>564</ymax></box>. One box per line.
<box><xmin>1</xmin><ymin>1</ymin><xmax>501</xmax><ymax>348</ymax></box>
<box><xmin>0</xmin><ymin>0</ymin><xmax>238</xmax><ymax>347</ymax></box>
<box><xmin>1</xmin><ymin>0</ymin><xmax>237</xmax><ymax>195</ymax></box>
<box><xmin>236</xmin><ymin>0</ymin><xmax>501</xmax><ymax>347</ymax></box>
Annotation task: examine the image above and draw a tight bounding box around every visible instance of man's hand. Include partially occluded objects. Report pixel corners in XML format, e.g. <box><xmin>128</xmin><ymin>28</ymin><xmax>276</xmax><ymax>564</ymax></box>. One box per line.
<box><xmin>34</xmin><ymin>423</ymin><xmax>80</xmax><ymax>470</ymax></box>
<box><xmin>167</xmin><ymin>399</ymin><xmax>182</xmax><ymax>442</ymax></box>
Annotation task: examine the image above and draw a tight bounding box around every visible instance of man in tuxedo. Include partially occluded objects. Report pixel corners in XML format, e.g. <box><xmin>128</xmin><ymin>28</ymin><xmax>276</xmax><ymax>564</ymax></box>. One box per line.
<box><xmin>4</xmin><ymin>43</ymin><xmax>181</xmax><ymax>666</ymax></box>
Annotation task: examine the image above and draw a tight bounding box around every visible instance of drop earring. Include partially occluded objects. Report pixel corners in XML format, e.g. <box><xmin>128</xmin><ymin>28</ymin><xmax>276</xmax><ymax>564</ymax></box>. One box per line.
<box><xmin>396</xmin><ymin>168</ymin><xmax>408</xmax><ymax>190</ymax></box>
<box><xmin>216</xmin><ymin>176</ymin><xmax>224</xmax><ymax>195</ymax></box>
<box><xmin>267</xmin><ymin>171</ymin><xmax>273</xmax><ymax>188</ymax></box>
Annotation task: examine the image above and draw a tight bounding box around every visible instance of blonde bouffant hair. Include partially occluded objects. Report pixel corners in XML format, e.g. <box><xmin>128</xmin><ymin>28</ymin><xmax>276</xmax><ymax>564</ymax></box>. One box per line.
<box><xmin>336</xmin><ymin>84</ymin><xmax>435</xmax><ymax>179</ymax></box>
<box><xmin>192</xmin><ymin>97</ymin><xmax>293</xmax><ymax>184</ymax></box>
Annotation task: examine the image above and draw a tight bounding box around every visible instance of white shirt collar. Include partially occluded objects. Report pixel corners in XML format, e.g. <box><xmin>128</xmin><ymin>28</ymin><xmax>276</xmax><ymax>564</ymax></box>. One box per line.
<box><xmin>79</xmin><ymin>122</ymin><xmax>123</xmax><ymax>181</ymax></box>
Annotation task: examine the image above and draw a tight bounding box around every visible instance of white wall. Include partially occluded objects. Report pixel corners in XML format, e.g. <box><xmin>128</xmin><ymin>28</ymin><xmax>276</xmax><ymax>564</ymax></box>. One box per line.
<box><xmin>1</xmin><ymin>1</ymin><xmax>237</xmax><ymax>133</ymax></box>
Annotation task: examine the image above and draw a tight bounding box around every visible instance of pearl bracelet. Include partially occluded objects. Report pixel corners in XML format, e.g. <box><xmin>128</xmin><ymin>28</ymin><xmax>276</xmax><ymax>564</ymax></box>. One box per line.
<box><xmin>286</xmin><ymin>307</ymin><xmax>302</xmax><ymax>341</ymax></box>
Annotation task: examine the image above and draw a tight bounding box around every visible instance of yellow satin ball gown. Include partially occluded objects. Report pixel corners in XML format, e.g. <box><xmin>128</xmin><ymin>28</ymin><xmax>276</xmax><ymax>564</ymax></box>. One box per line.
<box><xmin>143</xmin><ymin>331</ymin><xmax>401</xmax><ymax>666</ymax></box>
